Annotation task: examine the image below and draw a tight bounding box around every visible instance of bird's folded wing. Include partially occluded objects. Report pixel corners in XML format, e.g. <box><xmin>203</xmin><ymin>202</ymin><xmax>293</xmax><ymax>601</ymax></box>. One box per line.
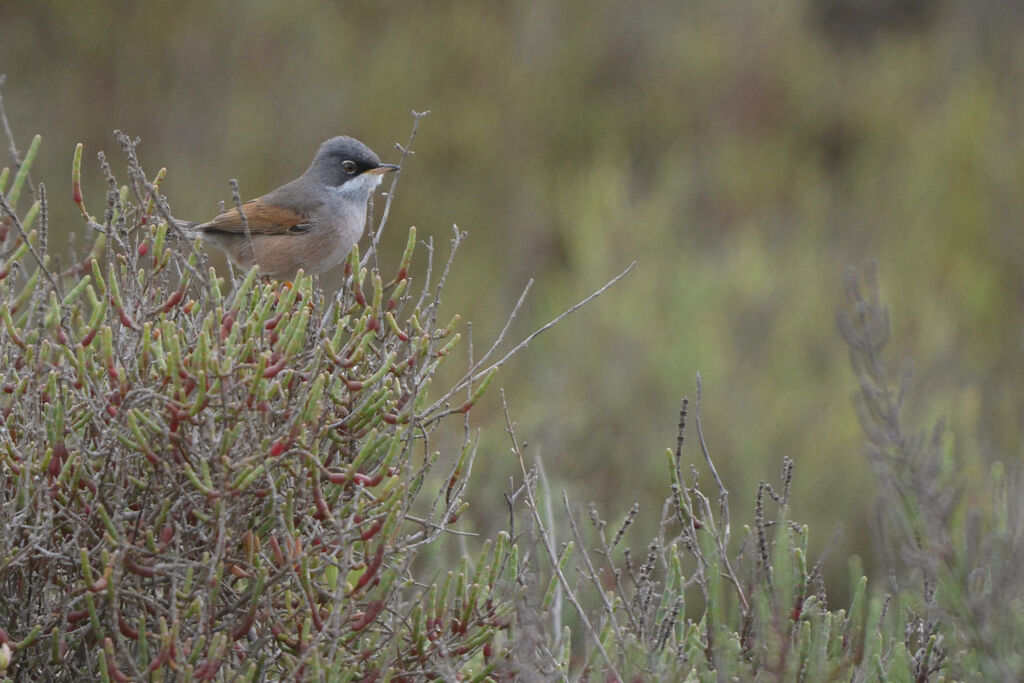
<box><xmin>197</xmin><ymin>199</ymin><xmax>312</xmax><ymax>235</ymax></box>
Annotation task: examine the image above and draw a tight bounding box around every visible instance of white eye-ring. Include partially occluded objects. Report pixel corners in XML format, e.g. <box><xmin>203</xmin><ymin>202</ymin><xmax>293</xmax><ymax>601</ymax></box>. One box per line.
<box><xmin>342</xmin><ymin>160</ymin><xmax>358</xmax><ymax>174</ymax></box>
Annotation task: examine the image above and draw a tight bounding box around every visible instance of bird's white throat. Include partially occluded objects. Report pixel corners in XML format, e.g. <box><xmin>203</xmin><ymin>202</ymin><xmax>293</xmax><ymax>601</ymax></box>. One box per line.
<box><xmin>329</xmin><ymin>172</ymin><xmax>384</xmax><ymax>200</ymax></box>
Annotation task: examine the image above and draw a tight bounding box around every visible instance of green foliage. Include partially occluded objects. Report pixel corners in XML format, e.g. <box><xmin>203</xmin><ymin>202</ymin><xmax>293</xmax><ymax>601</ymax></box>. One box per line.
<box><xmin>840</xmin><ymin>265</ymin><xmax>1024</xmax><ymax>680</ymax></box>
<box><xmin>503</xmin><ymin>391</ymin><xmax>922</xmax><ymax>681</ymax></box>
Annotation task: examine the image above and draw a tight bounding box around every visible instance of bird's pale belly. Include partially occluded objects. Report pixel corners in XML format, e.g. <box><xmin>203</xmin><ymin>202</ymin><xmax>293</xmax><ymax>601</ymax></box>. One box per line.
<box><xmin>210</xmin><ymin>219</ymin><xmax>363</xmax><ymax>279</ymax></box>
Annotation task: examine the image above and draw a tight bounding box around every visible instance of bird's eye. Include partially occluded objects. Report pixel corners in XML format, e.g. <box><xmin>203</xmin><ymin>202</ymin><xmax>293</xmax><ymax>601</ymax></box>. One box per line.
<box><xmin>341</xmin><ymin>160</ymin><xmax>358</xmax><ymax>174</ymax></box>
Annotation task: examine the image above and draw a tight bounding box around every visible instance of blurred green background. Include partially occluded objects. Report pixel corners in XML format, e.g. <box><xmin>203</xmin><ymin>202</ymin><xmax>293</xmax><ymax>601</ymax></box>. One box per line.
<box><xmin>4</xmin><ymin>1</ymin><xmax>1024</xmax><ymax>602</ymax></box>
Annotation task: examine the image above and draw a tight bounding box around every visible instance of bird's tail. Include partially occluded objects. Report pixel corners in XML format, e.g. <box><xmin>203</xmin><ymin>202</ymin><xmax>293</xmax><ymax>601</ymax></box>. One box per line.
<box><xmin>169</xmin><ymin>219</ymin><xmax>202</xmax><ymax>240</ymax></box>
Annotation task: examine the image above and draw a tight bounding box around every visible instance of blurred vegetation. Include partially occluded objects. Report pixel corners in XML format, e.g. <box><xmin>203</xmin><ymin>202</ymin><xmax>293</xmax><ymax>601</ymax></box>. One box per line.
<box><xmin>3</xmin><ymin>0</ymin><xmax>1024</xmax><ymax>609</ymax></box>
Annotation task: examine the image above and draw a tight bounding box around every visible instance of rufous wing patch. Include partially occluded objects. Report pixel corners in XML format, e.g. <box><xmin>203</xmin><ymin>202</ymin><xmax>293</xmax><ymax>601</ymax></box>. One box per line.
<box><xmin>198</xmin><ymin>199</ymin><xmax>310</xmax><ymax>235</ymax></box>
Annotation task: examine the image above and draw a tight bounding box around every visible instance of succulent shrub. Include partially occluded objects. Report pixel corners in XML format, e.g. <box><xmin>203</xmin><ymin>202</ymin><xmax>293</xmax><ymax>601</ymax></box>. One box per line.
<box><xmin>0</xmin><ymin>129</ymin><xmax>509</xmax><ymax>681</ymax></box>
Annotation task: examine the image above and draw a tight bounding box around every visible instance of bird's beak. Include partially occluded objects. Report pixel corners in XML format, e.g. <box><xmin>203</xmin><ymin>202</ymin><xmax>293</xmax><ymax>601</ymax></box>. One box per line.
<box><xmin>365</xmin><ymin>163</ymin><xmax>400</xmax><ymax>175</ymax></box>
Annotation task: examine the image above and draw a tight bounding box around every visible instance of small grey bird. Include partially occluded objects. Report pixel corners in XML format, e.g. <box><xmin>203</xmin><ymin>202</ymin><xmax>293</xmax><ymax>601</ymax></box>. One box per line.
<box><xmin>179</xmin><ymin>136</ymin><xmax>398</xmax><ymax>279</ymax></box>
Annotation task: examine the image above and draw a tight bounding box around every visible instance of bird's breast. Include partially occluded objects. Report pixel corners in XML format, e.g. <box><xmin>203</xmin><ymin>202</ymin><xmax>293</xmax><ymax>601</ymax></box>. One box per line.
<box><xmin>315</xmin><ymin>192</ymin><xmax>369</xmax><ymax>253</ymax></box>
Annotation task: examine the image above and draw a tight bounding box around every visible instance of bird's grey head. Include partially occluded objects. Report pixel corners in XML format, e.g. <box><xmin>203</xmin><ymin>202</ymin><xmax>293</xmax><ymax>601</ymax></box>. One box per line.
<box><xmin>305</xmin><ymin>136</ymin><xmax>396</xmax><ymax>197</ymax></box>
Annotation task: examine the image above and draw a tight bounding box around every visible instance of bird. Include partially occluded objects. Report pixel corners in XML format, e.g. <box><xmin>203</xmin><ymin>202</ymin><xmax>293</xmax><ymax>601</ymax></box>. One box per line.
<box><xmin>177</xmin><ymin>136</ymin><xmax>398</xmax><ymax>279</ymax></box>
